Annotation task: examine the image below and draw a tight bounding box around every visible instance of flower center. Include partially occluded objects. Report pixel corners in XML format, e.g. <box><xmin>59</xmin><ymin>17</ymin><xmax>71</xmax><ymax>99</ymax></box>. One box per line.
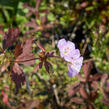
<box><xmin>69</xmin><ymin>61</ymin><xmax>74</xmax><ymax>65</ymax></box>
<box><xmin>64</xmin><ymin>47</ymin><xmax>70</xmax><ymax>55</ymax></box>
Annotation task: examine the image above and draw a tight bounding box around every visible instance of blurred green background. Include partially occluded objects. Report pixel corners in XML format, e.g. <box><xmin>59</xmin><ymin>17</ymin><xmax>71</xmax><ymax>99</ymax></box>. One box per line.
<box><xmin>0</xmin><ymin>0</ymin><xmax>109</xmax><ymax>109</ymax></box>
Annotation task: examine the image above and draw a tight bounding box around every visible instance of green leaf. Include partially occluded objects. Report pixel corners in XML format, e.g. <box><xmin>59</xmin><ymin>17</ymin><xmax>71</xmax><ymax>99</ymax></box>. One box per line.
<box><xmin>47</xmin><ymin>13</ymin><xmax>55</xmax><ymax>21</ymax></box>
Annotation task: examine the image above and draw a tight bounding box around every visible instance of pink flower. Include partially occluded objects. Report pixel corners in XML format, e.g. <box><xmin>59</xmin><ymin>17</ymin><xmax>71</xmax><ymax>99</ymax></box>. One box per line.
<box><xmin>57</xmin><ymin>38</ymin><xmax>83</xmax><ymax>77</ymax></box>
<box><xmin>68</xmin><ymin>57</ymin><xmax>83</xmax><ymax>77</ymax></box>
<box><xmin>57</xmin><ymin>38</ymin><xmax>75</xmax><ymax>61</ymax></box>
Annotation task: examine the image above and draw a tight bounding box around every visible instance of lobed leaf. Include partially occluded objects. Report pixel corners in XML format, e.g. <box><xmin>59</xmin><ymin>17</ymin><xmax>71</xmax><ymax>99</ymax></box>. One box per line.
<box><xmin>11</xmin><ymin>70</ymin><xmax>25</xmax><ymax>93</ymax></box>
<box><xmin>3</xmin><ymin>27</ymin><xmax>20</xmax><ymax>50</ymax></box>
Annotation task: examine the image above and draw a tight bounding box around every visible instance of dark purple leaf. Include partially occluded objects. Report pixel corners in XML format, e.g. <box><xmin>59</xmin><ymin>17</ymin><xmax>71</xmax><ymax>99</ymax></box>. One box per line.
<box><xmin>71</xmin><ymin>97</ymin><xmax>84</xmax><ymax>104</ymax></box>
<box><xmin>83</xmin><ymin>61</ymin><xmax>93</xmax><ymax>81</ymax></box>
<box><xmin>21</xmin><ymin>36</ymin><xmax>33</xmax><ymax>55</ymax></box>
<box><xmin>89</xmin><ymin>90</ymin><xmax>98</xmax><ymax>102</ymax></box>
<box><xmin>13</xmin><ymin>63</ymin><xmax>23</xmax><ymax>75</ymax></box>
<box><xmin>16</xmin><ymin>36</ymin><xmax>35</xmax><ymax>65</ymax></box>
<box><xmin>3</xmin><ymin>27</ymin><xmax>20</xmax><ymax>50</ymax></box>
<box><xmin>91</xmin><ymin>81</ymin><xmax>98</xmax><ymax>90</ymax></box>
<box><xmin>33</xmin><ymin>62</ymin><xmax>43</xmax><ymax>72</ymax></box>
<box><xmin>17</xmin><ymin>54</ymin><xmax>35</xmax><ymax>65</ymax></box>
<box><xmin>80</xmin><ymin>87</ymin><xmax>89</xmax><ymax>99</ymax></box>
<box><xmin>46</xmin><ymin>51</ymin><xmax>55</xmax><ymax>57</ymax></box>
<box><xmin>11</xmin><ymin>67</ymin><xmax>25</xmax><ymax>93</ymax></box>
<box><xmin>44</xmin><ymin>61</ymin><xmax>52</xmax><ymax>73</ymax></box>
<box><xmin>14</xmin><ymin>44</ymin><xmax>22</xmax><ymax>58</ymax></box>
<box><xmin>68</xmin><ymin>82</ymin><xmax>81</xmax><ymax>97</ymax></box>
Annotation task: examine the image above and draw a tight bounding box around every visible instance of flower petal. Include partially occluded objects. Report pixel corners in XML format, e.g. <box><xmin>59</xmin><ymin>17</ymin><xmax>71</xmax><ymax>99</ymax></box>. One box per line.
<box><xmin>72</xmin><ymin>49</ymin><xmax>80</xmax><ymax>59</ymax></box>
<box><xmin>70</xmin><ymin>64</ymin><xmax>81</xmax><ymax>73</ymax></box>
<box><xmin>57</xmin><ymin>39</ymin><xmax>66</xmax><ymax>50</ymax></box>
<box><xmin>70</xmin><ymin>57</ymin><xmax>83</xmax><ymax>72</ymax></box>
<box><xmin>73</xmin><ymin>56</ymin><xmax>83</xmax><ymax>66</ymax></box>
<box><xmin>60</xmin><ymin>40</ymin><xmax>75</xmax><ymax>58</ymax></box>
<box><xmin>64</xmin><ymin>56</ymin><xmax>72</xmax><ymax>62</ymax></box>
<box><xmin>67</xmin><ymin>41</ymin><xmax>75</xmax><ymax>50</ymax></box>
<box><xmin>68</xmin><ymin>64</ymin><xmax>78</xmax><ymax>77</ymax></box>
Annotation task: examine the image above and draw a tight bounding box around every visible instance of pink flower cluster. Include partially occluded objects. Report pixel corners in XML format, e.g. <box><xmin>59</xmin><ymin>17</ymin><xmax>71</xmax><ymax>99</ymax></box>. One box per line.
<box><xmin>57</xmin><ymin>39</ymin><xmax>83</xmax><ymax>77</ymax></box>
